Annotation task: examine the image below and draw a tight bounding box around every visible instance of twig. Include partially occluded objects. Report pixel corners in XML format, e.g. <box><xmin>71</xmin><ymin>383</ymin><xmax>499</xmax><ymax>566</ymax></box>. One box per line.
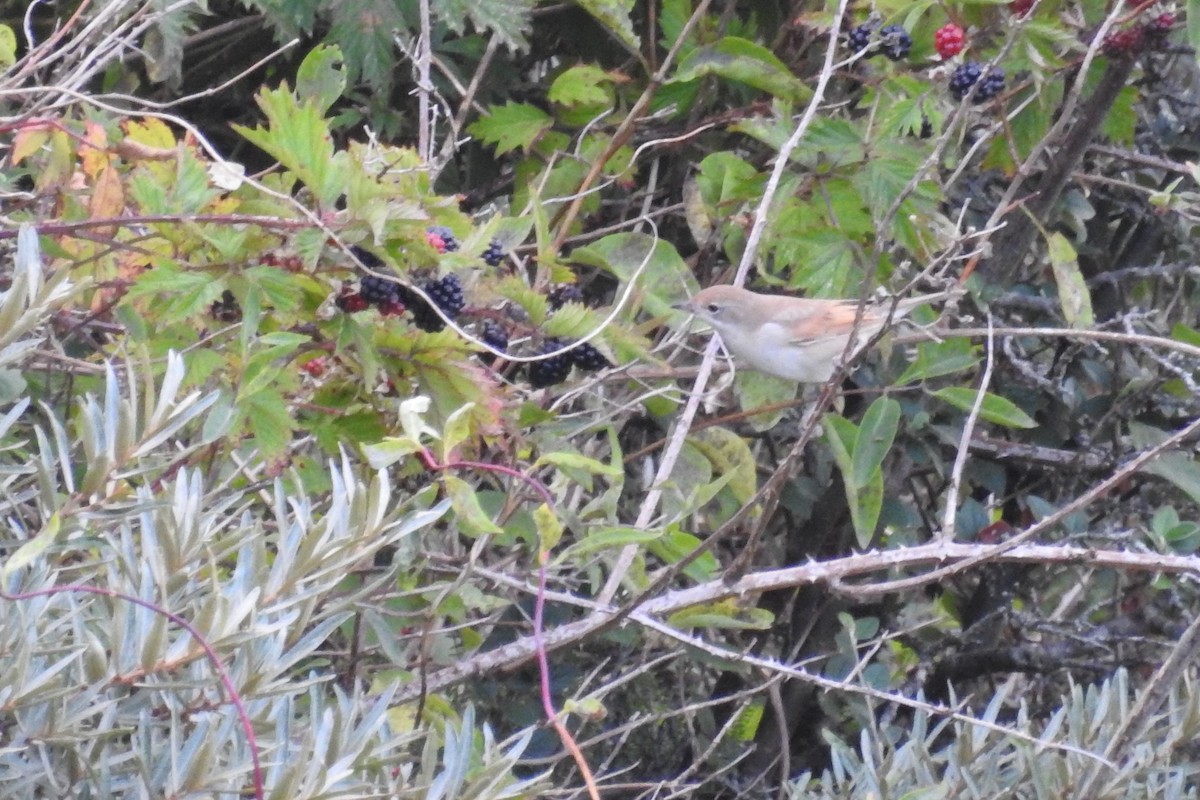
<box><xmin>941</xmin><ymin>315</ymin><xmax>995</xmax><ymax>540</ymax></box>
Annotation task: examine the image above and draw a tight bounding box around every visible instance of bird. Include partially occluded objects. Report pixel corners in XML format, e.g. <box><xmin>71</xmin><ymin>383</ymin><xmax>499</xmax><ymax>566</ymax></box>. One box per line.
<box><xmin>674</xmin><ymin>285</ymin><xmax>950</xmax><ymax>383</ymax></box>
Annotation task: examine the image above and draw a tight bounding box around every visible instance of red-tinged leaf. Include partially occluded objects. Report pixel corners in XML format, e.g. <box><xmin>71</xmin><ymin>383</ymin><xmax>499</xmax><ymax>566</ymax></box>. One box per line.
<box><xmin>80</xmin><ymin>120</ymin><xmax>110</xmax><ymax>178</ymax></box>
<box><xmin>90</xmin><ymin>166</ymin><xmax>125</xmax><ymax>224</ymax></box>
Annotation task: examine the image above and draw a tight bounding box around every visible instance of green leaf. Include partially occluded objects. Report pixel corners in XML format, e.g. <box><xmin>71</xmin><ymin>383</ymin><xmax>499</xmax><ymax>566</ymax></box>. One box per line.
<box><xmin>444</xmin><ymin>475</ymin><xmax>503</xmax><ymax>536</ymax></box>
<box><xmin>646</xmin><ymin>527</ymin><xmax>719</xmax><ymax>582</ymax></box>
<box><xmin>733</xmin><ymin>371</ymin><xmax>798</xmax><ymax>433</ymax></box>
<box><xmin>296</xmin><ymin>43</ymin><xmax>346</xmax><ymax>114</ymax></box>
<box><xmin>668</xmin><ymin>600</ymin><xmax>774</xmax><ymax>630</ymax></box>
<box><xmin>571</xmin><ymin>233</ymin><xmax>697</xmax><ymax>318</ymax></box>
<box><xmin>852</xmin><ymin>397</ymin><xmax>901</xmax><ymax>490</ymax></box>
<box><xmin>363</xmin><ymin>436</ymin><xmax>425</xmax><ymax>469</ymax></box>
<box><xmin>441</xmin><ymin>402</ymin><xmax>476</xmax><ymax>461</ymax></box>
<box><xmin>234</xmin><ymin>85</ymin><xmax>345</xmax><ymax>206</ymax></box>
<box><xmin>563</xmin><ymin>526</ymin><xmax>661</xmax><ymax>559</ymax></box>
<box><xmin>534</xmin><ymin>451</ymin><xmax>622</xmax><ymax>477</ymax></box>
<box><xmin>896</xmin><ymin>338</ymin><xmax>980</xmax><ymax>384</ymax></box>
<box><xmin>671</xmin><ymin>38</ymin><xmax>812</xmax><ymax>104</ymax></box>
<box><xmin>0</xmin><ymin>24</ymin><xmax>16</xmax><ymax>68</ymax></box>
<box><xmin>549</xmin><ymin>65</ymin><xmax>613</xmax><ymax>107</ymax></box>
<box><xmin>825</xmin><ymin>414</ymin><xmax>883</xmax><ymax>548</ymax></box>
<box><xmin>1047</xmin><ymin>232</ymin><xmax>1095</xmax><ymax>328</ymax></box>
<box><xmin>932</xmin><ymin>387</ymin><xmax>1037</xmax><ymax>429</ymax></box>
<box><xmin>326</xmin><ymin>0</ymin><xmax>403</xmax><ymax>92</ymax></box>
<box><xmin>533</xmin><ymin>502</ymin><xmax>564</xmax><ymax>551</ymax></box>
<box><xmin>575</xmin><ymin>0</ymin><xmax>638</xmax><ymax>51</ymax></box>
<box><xmin>436</xmin><ymin>0</ymin><xmax>534</xmax><ymax>51</ymax></box>
<box><xmin>241</xmin><ymin>388</ymin><xmax>294</xmax><ymax>456</ymax></box>
<box><xmin>1142</xmin><ymin>453</ymin><xmax>1200</xmax><ymax>508</ymax></box>
<box><xmin>682</xmin><ymin>429</ymin><xmax>754</xmax><ymax>512</ymax></box>
<box><xmin>467</xmin><ymin>102</ymin><xmax>553</xmax><ymax>156</ymax></box>
<box><xmin>2</xmin><ymin>512</ymin><xmax>61</xmax><ymax>578</ymax></box>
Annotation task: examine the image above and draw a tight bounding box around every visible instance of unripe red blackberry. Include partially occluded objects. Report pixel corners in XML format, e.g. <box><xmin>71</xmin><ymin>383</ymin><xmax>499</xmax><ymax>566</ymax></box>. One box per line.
<box><xmin>1009</xmin><ymin>0</ymin><xmax>1033</xmax><ymax>17</ymax></box>
<box><xmin>336</xmin><ymin>290</ymin><xmax>370</xmax><ymax>313</ymax></box>
<box><xmin>935</xmin><ymin>24</ymin><xmax>965</xmax><ymax>59</ymax></box>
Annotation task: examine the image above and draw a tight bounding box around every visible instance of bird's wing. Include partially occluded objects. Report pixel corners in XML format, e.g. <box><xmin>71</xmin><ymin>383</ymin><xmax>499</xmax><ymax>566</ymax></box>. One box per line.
<box><xmin>782</xmin><ymin>300</ymin><xmax>884</xmax><ymax>345</ymax></box>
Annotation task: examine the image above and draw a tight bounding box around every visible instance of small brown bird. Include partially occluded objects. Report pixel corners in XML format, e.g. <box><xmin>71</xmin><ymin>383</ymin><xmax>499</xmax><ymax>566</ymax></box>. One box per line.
<box><xmin>674</xmin><ymin>285</ymin><xmax>949</xmax><ymax>383</ymax></box>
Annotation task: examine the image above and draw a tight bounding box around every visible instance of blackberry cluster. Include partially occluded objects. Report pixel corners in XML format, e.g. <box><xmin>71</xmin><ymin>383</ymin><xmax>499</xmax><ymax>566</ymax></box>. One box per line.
<box><xmin>482</xmin><ymin>238</ymin><xmax>505</xmax><ymax>267</ymax></box>
<box><xmin>406</xmin><ymin>274</ymin><xmax>465</xmax><ymax>332</ymax></box>
<box><xmin>528</xmin><ymin>339</ymin><xmax>573</xmax><ymax>388</ymax></box>
<box><xmin>847</xmin><ymin>23</ymin><xmax>874</xmax><ymax>53</ymax></box>
<box><xmin>570</xmin><ymin>342</ymin><xmax>611</xmax><ymax>372</ymax></box>
<box><xmin>478</xmin><ymin>320</ymin><xmax>509</xmax><ymax>365</ymax></box>
<box><xmin>1009</xmin><ymin>0</ymin><xmax>1033</xmax><ymax>16</ymax></box>
<box><xmin>548</xmin><ymin>283</ymin><xmax>585</xmax><ymax>310</ymax></box>
<box><xmin>878</xmin><ymin>24</ymin><xmax>912</xmax><ymax>61</ymax></box>
<box><xmin>949</xmin><ymin>62</ymin><xmax>1004</xmax><ymax>102</ymax></box>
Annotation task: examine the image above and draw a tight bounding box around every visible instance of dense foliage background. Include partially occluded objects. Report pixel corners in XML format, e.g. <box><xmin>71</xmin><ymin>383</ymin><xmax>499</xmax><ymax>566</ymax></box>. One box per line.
<box><xmin>3</xmin><ymin>0</ymin><xmax>1200</xmax><ymax>797</ymax></box>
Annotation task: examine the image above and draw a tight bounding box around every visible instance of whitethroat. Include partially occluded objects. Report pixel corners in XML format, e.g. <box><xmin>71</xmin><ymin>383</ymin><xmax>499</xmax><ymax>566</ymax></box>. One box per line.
<box><xmin>674</xmin><ymin>285</ymin><xmax>951</xmax><ymax>383</ymax></box>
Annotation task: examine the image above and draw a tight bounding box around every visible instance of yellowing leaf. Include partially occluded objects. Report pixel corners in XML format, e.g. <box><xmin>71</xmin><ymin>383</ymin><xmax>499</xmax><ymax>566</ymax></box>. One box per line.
<box><xmin>1047</xmin><ymin>232</ymin><xmax>1094</xmax><ymax>328</ymax></box>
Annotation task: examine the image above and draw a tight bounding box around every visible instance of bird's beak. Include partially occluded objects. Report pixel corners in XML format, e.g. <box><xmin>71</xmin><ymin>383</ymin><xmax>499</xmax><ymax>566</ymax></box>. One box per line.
<box><xmin>672</xmin><ymin>299</ymin><xmax>694</xmax><ymax>312</ymax></box>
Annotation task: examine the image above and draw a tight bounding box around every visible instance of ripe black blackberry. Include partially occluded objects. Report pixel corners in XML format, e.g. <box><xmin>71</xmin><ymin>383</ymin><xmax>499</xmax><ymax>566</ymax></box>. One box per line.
<box><xmin>478</xmin><ymin>320</ymin><xmax>509</xmax><ymax>365</ymax></box>
<box><xmin>425</xmin><ymin>274</ymin><xmax>465</xmax><ymax>317</ymax></box>
<box><xmin>569</xmin><ymin>341</ymin><xmax>611</xmax><ymax>372</ymax></box>
<box><xmin>528</xmin><ymin>338</ymin><xmax>573</xmax><ymax>388</ymax></box>
<box><xmin>878</xmin><ymin>25</ymin><xmax>911</xmax><ymax>61</ymax></box>
<box><xmin>847</xmin><ymin>23</ymin><xmax>874</xmax><ymax>53</ymax></box>
<box><xmin>949</xmin><ymin>61</ymin><xmax>983</xmax><ymax>100</ymax></box>
<box><xmin>349</xmin><ymin>245</ymin><xmax>385</xmax><ymax>269</ymax></box>
<box><xmin>548</xmin><ymin>283</ymin><xmax>584</xmax><ymax>310</ymax></box>
<box><xmin>975</xmin><ymin>67</ymin><xmax>1005</xmax><ymax>102</ymax></box>
<box><xmin>427</xmin><ymin>225</ymin><xmax>460</xmax><ymax>252</ymax></box>
<box><xmin>482</xmin><ymin>238</ymin><xmax>505</xmax><ymax>267</ymax></box>
<box><xmin>359</xmin><ymin>274</ymin><xmax>402</xmax><ymax>306</ymax></box>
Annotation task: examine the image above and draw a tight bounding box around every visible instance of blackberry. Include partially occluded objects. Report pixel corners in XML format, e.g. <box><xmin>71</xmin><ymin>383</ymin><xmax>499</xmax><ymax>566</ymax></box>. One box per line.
<box><xmin>349</xmin><ymin>245</ymin><xmax>385</xmax><ymax>269</ymax></box>
<box><xmin>548</xmin><ymin>283</ymin><xmax>585</xmax><ymax>310</ymax></box>
<box><xmin>847</xmin><ymin>23</ymin><xmax>874</xmax><ymax>53</ymax></box>
<box><xmin>975</xmin><ymin>67</ymin><xmax>1005</xmax><ymax>102</ymax></box>
<box><xmin>949</xmin><ymin>61</ymin><xmax>983</xmax><ymax>100</ymax></box>
<box><xmin>478</xmin><ymin>320</ymin><xmax>509</xmax><ymax>365</ymax></box>
<box><xmin>426</xmin><ymin>225</ymin><xmax>460</xmax><ymax>252</ymax></box>
<box><xmin>397</xmin><ymin>284</ymin><xmax>444</xmax><ymax>332</ymax></box>
<box><xmin>482</xmin><ymin>238</ymin><xmax>505</xmax><ymax>267</ymax></box>
<box><xmin>934</xmin><ymin>24</ymin><xmax>965</xmax><ymax>59</ymax></box>
<box><xmin>359</xmin><ymin>274</ymin><xmax>403</xmax><ymax>306</ymax></box>
<box><xmin>1102</xmin><ymin>27</ymin><xmax>1143</xmax><ymax>56</ymax></box>
<box><xmin>569</xmin><ymin>341</ymin><xmax>611</xmax><ymax>372</ymax></box>
<box><xmin>528</xmin><ymin>338</ymin><xmax>573</xmax><ymax>388</ymax></box>
<box><xmin>878</xmin><ymin>24</ymin><xmax>911</xmax><ymax>61</ymax></box>
<box><xmin>425</xmin><ymin>274</ymin><xmax>465</xmax><ymax>317</ymax></box>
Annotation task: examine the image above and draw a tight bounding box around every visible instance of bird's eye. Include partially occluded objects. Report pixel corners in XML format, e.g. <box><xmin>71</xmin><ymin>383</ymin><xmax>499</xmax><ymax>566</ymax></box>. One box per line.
<box><xmin>706</xmin><ymin>303</ymin><xmax>720</xmax><ymax>314</ymax></box>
